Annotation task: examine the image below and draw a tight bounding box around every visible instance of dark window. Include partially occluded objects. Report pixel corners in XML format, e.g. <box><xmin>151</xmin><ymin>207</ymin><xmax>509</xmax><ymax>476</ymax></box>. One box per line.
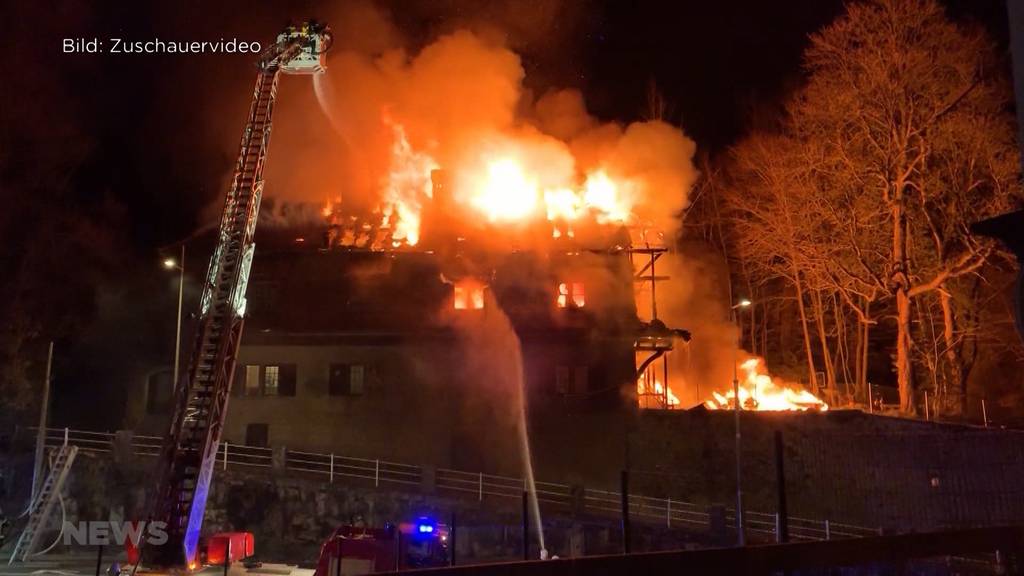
<box><xmin>555</xmin><ymin>366</ymin><xmax>570</xmax><ymax>395</ymax></box>
<box><xmin>146</xmin><ymin>371</ymin><xmax>174</xmax><ymax>414</ymax></box>
<box><xmin>329</xmin><ymin>364</ymin><xmax>366</xmax><ymax>396</ymax></box>
<box><xmin>555</xmin><ymin>365</ymin><xmax>588</xmax><ymax>395</ymax></box>
<box><xmin>245</xmin><ymin>423</ymin><xmax>269</xmax><ymax>448</ymax></box>
<box><xmin>232</xmin><ymin>364</ymin><xmax>244</xmax><ymax>397</ymax></box>
<box><xmin>279</xmin><ymin>364</ymin><xmax>297</xmax><ymax>396</ymax></box>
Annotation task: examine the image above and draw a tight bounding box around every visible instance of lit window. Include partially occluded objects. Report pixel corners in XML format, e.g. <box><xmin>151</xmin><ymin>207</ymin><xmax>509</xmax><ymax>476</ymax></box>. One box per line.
<box><xmin>245</xmin><ymin>366</ymin><xmax>260</xmax><ymax>396</ymax></box>
<box><xmin>557</xmin><ymin>282</ymin><xmax>585</xmax><ymax>308</ymax></box>
<box><xmin>454</xmin><ymin>280</ymin><xmax>485</xmax><ymax>310</ymax></box>
<box><xmin>264</xmin><ymin>365</ymin><xmax>279</xmax><ymax>396</ymax></box>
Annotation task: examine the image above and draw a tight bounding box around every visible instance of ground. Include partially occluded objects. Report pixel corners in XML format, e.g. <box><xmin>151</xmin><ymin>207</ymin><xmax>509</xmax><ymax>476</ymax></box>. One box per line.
<box><xmin>0</xmin><ymin>554</ymin><xmax>314</xmax><ymax>576</ymax></box>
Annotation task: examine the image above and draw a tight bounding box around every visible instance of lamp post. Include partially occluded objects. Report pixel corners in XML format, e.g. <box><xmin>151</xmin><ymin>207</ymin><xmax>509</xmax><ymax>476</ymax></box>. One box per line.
<box><xmin>731</xmin><ymin>298</ymin><xmax>751</xmax><ymax>546</ymax></box>
<box><xmin>163</xmin><ymin>245</ymin><xmax>185</xmax><ymax>389</ymax></box>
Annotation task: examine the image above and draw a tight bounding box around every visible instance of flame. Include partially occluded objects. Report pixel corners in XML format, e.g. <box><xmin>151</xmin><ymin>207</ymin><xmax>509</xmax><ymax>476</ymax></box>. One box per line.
<box><xmin>379</xmin><ymin>115</ymin><xmax>438</xmax><ymax>246</ymax></box>
<box><xmin>557</xmin><ymin>282</ymin><xmax>585</xmax><ymax>308</ymax></box>
<box><xmin>637</xmin><ymin>373</ymin><xmax>680</xmax><ymax>408</ymax></box>
<box><xmin>453</xmin><ymin>279</ymin><xmax>485</xmax><ymax>310</ymax></box>
<box><xmin>544</xmin><ymin>187</ymin><xmax>582</xmax><ymax>221</ymax></box>
<box><xmin>704</xmin><ymin>357</ymin><xmax>828</xmax><ymax>412</ymax></box>
<box><xmin>470</xmin><ymin>158</ymin><xmax>541</xmax><ymax>222</ymax></box>
<box><xmin>582</xmin><ymin>170</ymin><xmax>632</xmax><ymax>223</ymax></box>
<box><xmin>324</xmin><ymin>118</ymin><xmax>638</xmax><ymax>243</ymax></box>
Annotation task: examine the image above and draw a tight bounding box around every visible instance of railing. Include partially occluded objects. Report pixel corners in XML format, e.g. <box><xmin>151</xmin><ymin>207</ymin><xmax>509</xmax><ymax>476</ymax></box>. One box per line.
<box><xmin>33</xmin><ymin>427</ymin><xmax>880</xmax><ymax>542</ymax></box>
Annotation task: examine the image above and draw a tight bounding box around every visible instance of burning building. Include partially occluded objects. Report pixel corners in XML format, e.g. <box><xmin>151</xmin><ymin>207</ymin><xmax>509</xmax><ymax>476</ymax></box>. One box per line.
<box><xmin>126</xmin><ymin>27</ymin><xmax>827</xmax><ymax>484</ymax></box>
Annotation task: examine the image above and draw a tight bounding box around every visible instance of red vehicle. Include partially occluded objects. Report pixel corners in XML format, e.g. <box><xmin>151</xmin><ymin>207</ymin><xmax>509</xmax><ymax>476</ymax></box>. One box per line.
<box><xmin>313</xmin><ymin>519</ymin><xmax>449</xmax><ymax>576</ymax></box>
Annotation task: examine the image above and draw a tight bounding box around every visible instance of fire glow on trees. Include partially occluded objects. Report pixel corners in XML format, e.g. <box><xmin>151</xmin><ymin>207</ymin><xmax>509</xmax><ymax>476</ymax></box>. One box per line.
<box><xmin>704</xmin><ymin>358</ymin><xmax>828</xmax><ymax>412</ymax></box>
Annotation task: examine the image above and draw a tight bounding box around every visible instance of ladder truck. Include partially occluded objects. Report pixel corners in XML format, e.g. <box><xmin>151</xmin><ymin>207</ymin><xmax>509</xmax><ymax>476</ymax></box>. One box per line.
<box><xmin>146</xmin><ymin>21</ymin><xmax>332</xmax><ymax>569</ymax></box>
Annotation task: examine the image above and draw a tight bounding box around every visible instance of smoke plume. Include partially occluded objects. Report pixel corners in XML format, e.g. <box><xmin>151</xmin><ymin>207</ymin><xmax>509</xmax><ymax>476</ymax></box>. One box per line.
<box><xmin>260</xmin><ymin>4</ymin><xmax>697</xmax><ymax>243</ymax></box>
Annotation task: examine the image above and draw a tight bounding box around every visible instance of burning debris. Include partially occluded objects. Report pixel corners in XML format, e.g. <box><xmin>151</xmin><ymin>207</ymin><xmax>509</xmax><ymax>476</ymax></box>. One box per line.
<box><xmin>704</xmin><ymin>357</ymin><xmax>828</xmax><ymax>412</ymax></box>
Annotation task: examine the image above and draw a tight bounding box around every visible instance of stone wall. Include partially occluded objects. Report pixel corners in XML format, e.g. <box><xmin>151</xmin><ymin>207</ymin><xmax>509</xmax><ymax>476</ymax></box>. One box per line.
<box><xmin>628</xmin><ymin>409</ymin><xmax>1024</xmax><ymax>532</ymax></box>
<box><xmin>7</xmin><ymin>409</ymin><xmax>1024</xmax><ymax>564</ymax></box>
<box><xmin>34</xmin><ymin>451</ymin><xmax>703</xmax><ymax>564</ymax></box>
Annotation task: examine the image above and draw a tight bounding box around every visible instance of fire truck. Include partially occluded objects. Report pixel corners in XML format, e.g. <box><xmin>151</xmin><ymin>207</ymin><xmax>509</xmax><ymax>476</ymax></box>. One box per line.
<box><xmin>312</xmin><ymin>519</ymin><xmax>450</xmax><ymax>576</ymax></box>
<box><xmin>141</xmin><ymin>21</ymin><xmax>333</xmax><ymax>569</ymax></box>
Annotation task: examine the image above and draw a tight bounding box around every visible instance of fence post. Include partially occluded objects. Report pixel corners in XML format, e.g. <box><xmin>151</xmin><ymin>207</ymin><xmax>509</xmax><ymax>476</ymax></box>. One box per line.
<box><xmin>449</xmin><ymin>512</ymin><xmax>457</xmax><ymax>567</ymax></box>
<box><xmin>924</xmin><ymin>390</ymin><xmax>930</xmax><ymax>421</ymax></box>
<box><xmin>867</xmin><ymin>384</ymin><xmax>873</xmax><ymax>413</ymax></box>
<box><xmin>478</xmin><ymin>473</ymin><xmax>483</xmax><ymax>502</ymax></box>
<box><xmin>774</xmin><ymin>430</ymin><xmax>789</xmax><ymax>543</ymax></box>
<box><xmin>667</xmin><ymin>498</ymin><xmax>671</xmax><ymax>528</ymax></box>
<box><xmin>620</xmin><ymin>470</ymin><xmax>631</xmax><ymax>554</ymax></box>
<box><xmin>64</xmin><ymin>427</ymin><xmax>69</xmax><ymax>447</ymax></box>
<box><xmin>375</xmin><ymin>459</ymin><xmax>380</xmax><ymax>487</ymax></box>
<box><xmin>223</xmin><ymin>441</ymin><xmax>228</xmax><ymax>470</ymax></box>
<box><xmin>824</xmin><ymin>519</ymin><xmax>831</xmax><ymax>540</ymax></box>
<box><xmin>982</xmin><ymin>398</ymin><xmax>989</xmax><ymax>428</ymax></box>
<box><xmin>522</xmin><ymin>491</ymin><xmax>529</xmax><ymax>561</ymax></box>
<box><xmin>330</xmin><ymin>453</ymin><xmax>334</xmax><ymax>484</ymax></box>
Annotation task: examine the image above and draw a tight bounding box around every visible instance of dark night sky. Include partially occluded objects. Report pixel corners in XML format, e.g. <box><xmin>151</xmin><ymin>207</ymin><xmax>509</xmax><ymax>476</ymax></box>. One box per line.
<box><xmin>1</xmin><ymin>0</ymin><xmax>1012</xmax><ymax>427</ymax></box>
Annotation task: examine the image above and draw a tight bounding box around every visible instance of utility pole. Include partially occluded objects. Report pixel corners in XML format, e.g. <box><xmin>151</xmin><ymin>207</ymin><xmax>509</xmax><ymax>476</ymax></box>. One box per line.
<box><xmin>31</xmin><ymin>341</ymin><xmax>54</xmax><ymax>504</ymax></box>
<box><xmin>731</xmin><ymin>299</ymin><xmax>751</xmax><ymax>546</ymax></box>
<box><xmin>164</xmin><ymin>245</ymin><xmax>185</xmax><ymax>390</ymax></box>
<box><xmin>173</xmin><ymin>244</ymin><xmax>185</xmax><ymax>388</ymax></box>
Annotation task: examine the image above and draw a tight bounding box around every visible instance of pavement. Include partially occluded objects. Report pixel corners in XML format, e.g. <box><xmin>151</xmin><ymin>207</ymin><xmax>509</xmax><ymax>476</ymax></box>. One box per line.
<box><xmin>0</xmin><ymin>554</ymin><xmax>314</xmax><ymax>576</ymax></box>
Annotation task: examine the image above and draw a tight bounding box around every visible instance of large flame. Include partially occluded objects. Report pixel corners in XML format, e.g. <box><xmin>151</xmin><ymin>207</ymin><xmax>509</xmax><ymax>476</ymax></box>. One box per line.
<box><xmin>366</xmin><ymin>120</ymin><xmax>638</xmax><ymax>238</ymax></box>
<box><xmin>470</xmin><ymin>158</ymin><xmax>541</xmax><ymax>222</ymax></box>
<box><xmin>704</xmin><ymin>358</ymin><xmax>828</xmax><ymax>412</ymax></box>
<box><xmin>379</xmin><ymin>115</ymin><xmax>438</xmax><ymax>246</ymax></box>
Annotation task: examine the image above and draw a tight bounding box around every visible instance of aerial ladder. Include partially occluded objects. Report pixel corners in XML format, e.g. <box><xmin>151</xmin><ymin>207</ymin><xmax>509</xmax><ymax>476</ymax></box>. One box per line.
<box><xmin>146</xmin><ymin>22</ymin><xmax>332</xmax><ymax>569</ymax></box>
<box><xmin>8</xmin><ymin>444</ymin><xmax>78</xmax><ymax>564</ymax></box>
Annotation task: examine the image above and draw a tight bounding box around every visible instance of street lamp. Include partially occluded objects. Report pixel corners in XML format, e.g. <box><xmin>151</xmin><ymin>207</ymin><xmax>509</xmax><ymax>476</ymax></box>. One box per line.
<box><xmin>164</xmin><ymin>245</ymin><xmax>185</xmax><ymax>390</ymax></box>
<box><xmin>731</xmin><ymin>298</ymin><xmax>752</xmax><ymax>546</ymax></box>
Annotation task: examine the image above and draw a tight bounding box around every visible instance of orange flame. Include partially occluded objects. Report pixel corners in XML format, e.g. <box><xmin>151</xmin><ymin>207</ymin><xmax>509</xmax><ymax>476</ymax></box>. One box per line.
<box><xmin>704</xmin><ymin>358</ymin><xmax>828</xmax><ymax>411</ymax></box>
<box><xmin>637</xmin><ymin>373</ymin><xmax>680</xmax><ymax>408</ymax></box>
<box><xmin>453</xmin><ymin>279</ymin><xmax>485</xmax><ymax>310</ymax></box>
<box><xmin>326</xmin><ymin>120</ymin><xmax>639</xmax><ymax>244</ymax></box>
<box><xmin>470</xmin><ymin>158</ymin><xmax>541</xmax><ymax>222</ymax></box>
<box><xmin>379</xmin><ymin>114</ymin><xmax>437</xmax><ymax>246</ymax></box>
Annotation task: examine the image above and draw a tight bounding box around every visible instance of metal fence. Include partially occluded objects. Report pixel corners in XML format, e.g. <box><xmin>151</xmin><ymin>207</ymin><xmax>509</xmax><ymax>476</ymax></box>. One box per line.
<box><xmin>34</xmin><ymin>426</ymin><xmax>879</xmax><ymax>542</ymax></box>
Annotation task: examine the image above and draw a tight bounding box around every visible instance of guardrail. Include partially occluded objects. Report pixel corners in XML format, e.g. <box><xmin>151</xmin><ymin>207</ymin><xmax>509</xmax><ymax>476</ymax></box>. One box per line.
<box><xmin>34</xmin><ymin>426</ymin><xmax>879</xmax><ymax>542</ymax></box>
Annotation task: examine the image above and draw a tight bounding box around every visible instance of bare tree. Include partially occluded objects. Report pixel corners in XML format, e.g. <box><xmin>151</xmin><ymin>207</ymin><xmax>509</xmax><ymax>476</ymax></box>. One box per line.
<box><xmin>786</xmin><ymin>0</ymin><xmax>1020</xmax><ymax>412</ymax></box>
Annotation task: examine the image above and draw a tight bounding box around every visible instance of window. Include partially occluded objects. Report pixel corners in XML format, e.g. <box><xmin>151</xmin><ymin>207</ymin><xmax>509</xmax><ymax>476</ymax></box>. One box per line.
<box><xmin>245</xmin><ymin>365</ymin><xmax>261</xmax><ymax>396</ymax></box>
<box><xmin>245</xmin><ymin>423</ymin><xmax>269</xmax><ymax>448</ymax></box>
<box><xmin>557</xmin><ymin>282</ymin><xmax>585</xmax><ymax>308</ymax></box>
<box><xmin>330</xmin><ymin>364</ymin><xmax>366</xmax><ymax>396</ymax></box>
<box><xmin>555</xmin><ymin>366</ymin><xmax>588</xmax><ymax>395</ymax></box>
<box><xmin>264</xmin><ymin>366</ymin><xmax>280</xmax><ymax>396</ymax></box>
<box><xmin>453</xmin><ymin>280</ymin><xmax>485</xmax><ymax>310</ymax></box>
<box><xmin>555</xmin><ymin>366</ymin><xmax>570</xmax><ymax>394</ymax></box>
<box><xmin>238</xmin><ymin>364</ymin><xmax>296</xmax><ymax>397</ymax></box>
